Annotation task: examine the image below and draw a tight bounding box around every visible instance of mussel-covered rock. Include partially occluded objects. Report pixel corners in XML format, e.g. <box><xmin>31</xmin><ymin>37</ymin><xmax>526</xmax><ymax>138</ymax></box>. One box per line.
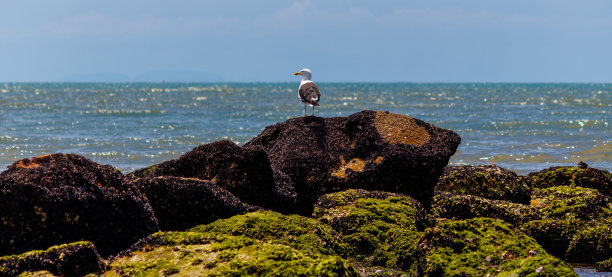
<box><xmin>245</xmin><ymin>110</ymin><xmax>461</xmax><ymax>214</ymax></box>
<box><xmin>0</xmin><ymin>154</ymin><xmax>158</xmax><ymax>257</ymax></box>
<box><xmin>130</xmin><ymin>176</ymin><xmax>261</xmax><ymax>231</ymax></box>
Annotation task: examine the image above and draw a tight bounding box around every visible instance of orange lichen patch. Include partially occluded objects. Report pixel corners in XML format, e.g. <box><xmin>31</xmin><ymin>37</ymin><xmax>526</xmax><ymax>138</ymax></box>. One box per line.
<box><xmin>373</xmin><ymin>111</ymin><xmax>430</xmax><ymax>146</ymax></box>
<box><xmin>530</xmin><ymin>199</ymin><xmax>543</xmax><ymax>207</ymax></box>
<box><xmin>15</xmin><ymin>160</ymin><xmax>40</xmax><ymax>169</ymax></box>
<box><xmin>374</xmin><ymin>156</ymin><xmax>384</xmax><ymax>164</ymax></box>
<box><xmin>332</xmin><ymin>157</ymin><xmax>365</xmax><ymax>178</ymax></box>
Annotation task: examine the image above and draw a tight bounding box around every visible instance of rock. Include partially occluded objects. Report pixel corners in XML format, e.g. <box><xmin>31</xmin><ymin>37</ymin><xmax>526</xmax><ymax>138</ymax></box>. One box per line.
<box><xmin>128</xmin><ymin>140</ymin><xmax>282</xmax><ymax>210</ymax></box>
<box><xmin>530</xmin><ymin>185</ymin><xmax>609</xmax><ymax>220</ymax></box>
<box><xmin>522</xmin><ymin>185</ymin><xmax>611</xmax><ymax>260</ymax></box>
<box><xmin>0</xmin><ymin>241</ymin><xmax>104</xmax><ymax>277</ymax></box>
<box><xmin>528</xmin><ymin>162</ymin><xmax>611</xmax><ymax>195</ymax></box>
<box><xmin>521</xmin><ymin>218</ymin><xmax>581</xmax><ymax>259</ymax></box>
<box><xmin>432</xmin><ymin>192</ymin><xmax>541</xmax><ymax>226</ymax></box>
<box><xmin>312</xmin><ymin>189</ymin><xmax>433</xmax><ymax>274</ymax></box>
<box><xmin>188</xmin><ymin>210</ymin><xmax>347</xmax><ymax>256</ymax></box>
<box><xmin>106</xmin><ymin>211</ymin><xmax>358</xmax><ymax>276</ymax></box>
<box><xmin>597</xmin><ymin>257</ymin><xmax>612</xmax><ymax>272</ymax></box>
<box><xmin>129</xmin><ymin>176</ymin><xmax>261</xmax><ymax>231</ymax></box>
<box><xmin>416</xmin><ymin>218</ymin><xmax>577</xmax><ymax>276</ymax></box>
<box><xmin>245</xmin><ymin>110</ymin><xmax>461</xmax><ymax>214</ymax></box>
<box><xmin>0</xmin><ymin>153</ymin><xmax>158</xmax><ymax>257</ymax></box>
<box><xmin>565</xmin><ymin>219</ymin><xmax>612</xmax><ymax>263</ymax></box>
<box><xmin>436</xmin><ymin>165</ymin><xmax>531</xmax><ymax>204</ymax></box>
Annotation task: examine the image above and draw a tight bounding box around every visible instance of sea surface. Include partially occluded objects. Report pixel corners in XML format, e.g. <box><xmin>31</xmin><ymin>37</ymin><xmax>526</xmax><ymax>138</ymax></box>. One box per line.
<box><xmin>0</xmin><ymin>82</ymin><xmax>610</xmax><ymax>175</ymax></box>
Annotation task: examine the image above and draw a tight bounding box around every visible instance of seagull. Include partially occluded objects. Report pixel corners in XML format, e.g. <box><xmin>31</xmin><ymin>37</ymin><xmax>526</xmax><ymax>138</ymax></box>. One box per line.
<box><xmin>294</xmin><ymin>68</ymin><xmax>321</xmax><ymax>116</ymax></box>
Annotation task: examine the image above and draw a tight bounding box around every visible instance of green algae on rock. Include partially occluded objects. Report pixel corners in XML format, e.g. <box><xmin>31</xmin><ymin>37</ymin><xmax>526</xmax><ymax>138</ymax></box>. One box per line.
<box><xmin>522</xmin><ymin>185</ymin><xmax>611</xmax><ymax>260</ymax></box>
<box><xmin>417</xmin><ymin>218</ymin><xmax>577</xmax><ymax>276</ymax></box>
<box><xmin>597</xmin><ymin>257</ymin><xmax>612</xmax><ymax>272</ymax></box>
<box><xmin>313</xmin><ymin>189</ymin><xmax>432</xmax><ymax>274</ymax></box>
<box><xmin>0</xmin><ymin>241</ymin><xmax>104</xmax><ymax>277</ymax></box>
<box><xmin>565</xmin><ymin>218</ymin><xmax>612</xmax><ymax>263</ymax></box>
<box><xmin>189</xmin><ymin>210</ymin><xmax>347</xmax><ymax>257</ymax></box>
<box><xmin>432</xmin><ymin>192</ymin><xmax>542</xmax><ymax>226</ymax></box>
<box><xmin>530</xmin><ymin>185</ymin><xmax>610</xmax><ymax>220</ymax></box>
<box><xmin>528</xmin><ymin>163</ymin><xmax>611</xmax><ymax>195</ymax></box>
<box><xmin>521</xmin><ymin>218</ymin><xmax>581</xmax><ymax>259</ymax></box>
<box><xmin>436</xmin><ymin>165</ymin><xmax>531</xmax><ymax>204</ymax></box>
<box><xmin>104</xmin><ymin>212</ymin><xmax>358</xmax><ymax>276</ymax></box>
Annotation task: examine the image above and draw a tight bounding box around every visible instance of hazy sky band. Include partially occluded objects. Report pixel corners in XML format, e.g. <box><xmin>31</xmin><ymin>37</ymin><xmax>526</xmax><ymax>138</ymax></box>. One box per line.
<box><xmin>1</xmin><ymin>0</ymin><xmax>610</xmax><ymax>82</ymax></box>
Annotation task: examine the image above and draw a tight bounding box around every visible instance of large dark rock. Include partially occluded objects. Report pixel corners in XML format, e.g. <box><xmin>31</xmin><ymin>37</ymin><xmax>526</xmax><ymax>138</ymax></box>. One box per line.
<box><xmin>528</xmin><ymin>162</ymin><xmax>611</xmax><ymax>195</ymax></box>
<box><xmin>0</xmin><ymin>154</ymin><xmax>158</xmax><ymax>257</ymax></box>
<box><xmin>436</xmin><ymin>165</ymin><xmax>531</xmax><ymax>204</ymax></box>
<box><xmin>128</xmin><ymin>140</ymin><xmax>283</xmax><ymax>210</ymax></box>
<box><xmin>0</xmin><ymin>241</ymin><xmax>104</xmax><ymax>277</ymax></box>
<box><xmin>130</xmin><ymin>176</ymin><xmax>261</xmax><ymax>231</ymax></box>
<box><xmin>245</xmin><ymin>110</ymin><xmax>461</xmax><ymax>214</ymax></box>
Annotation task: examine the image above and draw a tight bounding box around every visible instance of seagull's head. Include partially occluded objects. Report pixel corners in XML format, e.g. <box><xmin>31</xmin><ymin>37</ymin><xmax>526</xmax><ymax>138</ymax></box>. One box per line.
<box><xmin>294</xmin><ymin>68</ymin><xmax>312</xmax><ymax>80</ymax></box>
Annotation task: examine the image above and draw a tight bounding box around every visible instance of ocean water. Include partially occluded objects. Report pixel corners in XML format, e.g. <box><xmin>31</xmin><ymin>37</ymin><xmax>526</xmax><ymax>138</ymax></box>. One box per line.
<box><xmin>0</xmin><ymin>82</ymin><xmax>610</xmax><ymax>174</ymax></box>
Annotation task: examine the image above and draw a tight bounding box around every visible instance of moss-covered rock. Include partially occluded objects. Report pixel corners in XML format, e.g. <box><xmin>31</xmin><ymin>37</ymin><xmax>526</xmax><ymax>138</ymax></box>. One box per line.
<box><xmin>104</xmin><ymin>212</ymin><xmax>358</xmax><ymax>276</ymax></box>
<box><xmin>530</xmin><ymin>185</ymin><xmax>609</xmax><ymax>220</ymax></box>
<box><xmin>522</xmin><ymin>185</ymin><xmax>611</xmax><ymax>260</ymax></box>
<box><xmin>521</xmin><ymin>218</ymin><xmax>581</xmax><ymax>259</ymax></box>
<box><xmin>0</xmin><ymin>241</ymin><xmax>104</xmax><ymax>277</ymax></box>
<box><xmin>417</xmin><ymin>218</ymin><xmax>577</xmax><ymax>276</ymax></box>
<box><xmin>565</xmin><ymin>219</ymin><xmax>612</xmax><ymax>263</ymax></box>
<box><xmin>596</xmin><ymin>257</ymin><xmax>612</xmax><ymax>272</ymax></box>
<box><xmin>432</xmin><ymin>192</ymin><xmax>541</xmax><ymax>226</ymax></box>
<box><xmin>436</xmin><ymin>165</ymin><xmax>531</xmax><ymax>204</ymax></box>
<box><xmin>189</xmin><ymin>210</ymin><xmax>347</xmax><ymax>257</ymax></box>
<box><xmin>313</xmin><ymin>189</ymin><xmax>432</xmax><ymax>274</ymax></box>
<box><xmin>528</xmin><ymin>162</ymin><xmax>611</xmax><ymax>195</ymax></box>
<box><xmin>129</xmin><ymin>176</ymin><xmax>260</xmax><ymax>231</ymax></box>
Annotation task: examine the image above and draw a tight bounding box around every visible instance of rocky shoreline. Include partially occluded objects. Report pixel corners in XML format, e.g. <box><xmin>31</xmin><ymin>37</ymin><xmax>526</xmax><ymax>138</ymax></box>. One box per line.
<box><xmin>0</xmin><ymin>110</ymin><xmax>610</xmax><ymax>276</ymax></box>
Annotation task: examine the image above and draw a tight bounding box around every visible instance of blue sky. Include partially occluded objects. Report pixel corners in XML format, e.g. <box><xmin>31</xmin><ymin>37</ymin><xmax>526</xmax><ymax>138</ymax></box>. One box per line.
<box><xmin>1</xmin><ymin>0</ymin><xmax>611</xmax><ymax>82</ymax></box>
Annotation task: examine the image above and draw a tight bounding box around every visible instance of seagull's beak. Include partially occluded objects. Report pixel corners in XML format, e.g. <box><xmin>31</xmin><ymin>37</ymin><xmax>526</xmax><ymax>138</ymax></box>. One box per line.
<box><xmin>294</xmin><ymin>72</ymin><xmax>301</xmax><ymax>75</ymax></box>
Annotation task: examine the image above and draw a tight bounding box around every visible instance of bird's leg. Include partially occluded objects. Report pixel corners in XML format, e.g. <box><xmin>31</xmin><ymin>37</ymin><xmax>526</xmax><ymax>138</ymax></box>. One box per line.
<box><xmin>304</xmin><ymin>103</ymin><xmax>307</xmax><ymax>117</ymax></box>
<box><xmin>312</xmin><ymin>105</ymin><xmax>315</xmax><ymax>116</ymax></box>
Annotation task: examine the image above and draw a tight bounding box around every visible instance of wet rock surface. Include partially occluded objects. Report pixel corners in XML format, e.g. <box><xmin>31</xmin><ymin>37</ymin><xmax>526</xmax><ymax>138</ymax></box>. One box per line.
<box><xmin>0</xmin><ymin>154</ymin><xmax>158</xmax><ymax>257</ymax></box>
<box><xmin>245</xmin><ymin>110</ymin><xmax>461</xmax><ymax>214</ymax></box>
<box><xmin>128</xmin><ymin>140</ymin><xmax>282</xmax><ymax>210</ymax></box>
<box><xmin>130</xmin><ymin>176</ymin><xmax>261</xmax><ymax>231</ymax></box>
<box><xmin>436</xmin><ymin>164</ymin><xmax>531</xmax><ymax>204</ymax></box>
<box><xmin>0</xmin><ymin>241</ymin><xmax>104</xmax><ymax>277</ymax></box>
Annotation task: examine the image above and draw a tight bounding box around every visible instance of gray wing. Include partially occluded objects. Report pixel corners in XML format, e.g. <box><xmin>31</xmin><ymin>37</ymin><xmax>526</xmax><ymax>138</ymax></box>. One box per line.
<box><xmin>299</xmin><ymin>82</ymin><xmax>321</xmax><ymax>106</ymax></box>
